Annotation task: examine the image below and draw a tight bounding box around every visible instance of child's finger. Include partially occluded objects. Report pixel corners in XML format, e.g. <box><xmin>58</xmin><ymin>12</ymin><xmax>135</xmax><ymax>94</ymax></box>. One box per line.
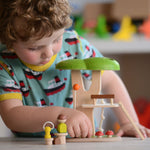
<box><xmin>67</xmin><ymin>125</ymin><xmax>75</xmax><ymax>137</ymax></box>
<box><xmin>87</xmin><ymin>126</ymin><xmax>93</xmax><ymax>138</ymax></box>
<box><xmin>85</xmin><ymin>119</ymin><xmax>92</xmax><ymax>138</ymax></box>
<box><xmin>80</xmin><ymin>122</ymin><xmax>88</xmax><ymax>138</ymax></box>
<box><xmin>116</xmin><ymin>129</ymin><xmax>124</xmax><ymax>137</ymax></box>
<box><xmin>145</xmin><ymin>128</ymin><xmax>150</xmax><ymax>137</ymax></box>
<box><xmin>139</xmin><ymin>128</ymin><xmax>147</xmax><ymax>138</ymax></box>
<box><xmin>73</xmin><ymin>124</ymin><xmax>81</xmax><ymax>137</ymax></box>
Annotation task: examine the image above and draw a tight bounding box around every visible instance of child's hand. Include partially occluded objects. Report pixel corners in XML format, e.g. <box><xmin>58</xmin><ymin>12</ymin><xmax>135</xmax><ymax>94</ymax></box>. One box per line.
<box><xmin>63</xmin><ymin>109</ymin><xmax>93</xmax><ymax>138</ymax></box>
<box><xmin>116</xmin><ymin>123</ymin><xmax>150</xmax><ymax>138</ymax></box>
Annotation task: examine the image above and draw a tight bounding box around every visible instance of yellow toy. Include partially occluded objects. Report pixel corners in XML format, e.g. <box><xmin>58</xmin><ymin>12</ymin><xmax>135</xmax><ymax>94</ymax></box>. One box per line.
<box><xmin>45</xmin><ymin>126</ymin><xmax>51</xmax><ymax>139</ymax></box>
<box><xmin>57</xmin><ymin>114</ymin><xmax>67</xmax><ymax>133</ymax></box>
<box><xmin>113</xmin><ymin>16</ymin><xmax>136</xmax><ymax>41</ymax></box>
<box><xmin>54</xmin><ymin>114</ymin><xmax>68</xmax><ymax>145</ymax></box>
<box><xmin>43</xmin><ymin>121</ymin><xmax>54</xmax><ymax>145</ymax></box>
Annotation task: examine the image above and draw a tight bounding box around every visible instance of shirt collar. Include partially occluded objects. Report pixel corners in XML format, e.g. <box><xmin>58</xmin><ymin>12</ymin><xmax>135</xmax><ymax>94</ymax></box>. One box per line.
<box><xmin>21</xmin><ymin>54</ymin><xmax>57</xmax><ymax>72</ymax></box>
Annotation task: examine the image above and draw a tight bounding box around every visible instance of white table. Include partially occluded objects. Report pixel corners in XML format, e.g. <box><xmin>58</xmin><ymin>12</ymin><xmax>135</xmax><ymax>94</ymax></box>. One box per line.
<box><xmin>0</xmin><ymin>137</ymin><xmax>150</xmax><ymax>150</ymax></box>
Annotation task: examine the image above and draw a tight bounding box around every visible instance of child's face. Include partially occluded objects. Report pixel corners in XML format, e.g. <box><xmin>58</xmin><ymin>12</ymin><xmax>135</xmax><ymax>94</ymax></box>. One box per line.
<box><xmin>13</xmin><ymin>29</ymin><xmax>64</xmax><ymax>66</ymax></box>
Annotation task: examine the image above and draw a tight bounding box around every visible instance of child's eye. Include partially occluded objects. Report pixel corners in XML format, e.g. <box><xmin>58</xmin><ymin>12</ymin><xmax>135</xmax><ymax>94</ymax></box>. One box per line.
<box><xmin>53</xmin><ymin>39</ymin><xmax>60</xmax><ymax>43</ymax></box>
<box><xmin>28</xmin><ymin>47</ymin><xmax>41</xmax><ymax>51</ymax></box>
<box><xmin>53</xmin><ymin>37</ymin><xmax>62</xmax><ymax>43</ymax></box>
<box><xmin>28</xmin><ymin>48</ymin><xmax>38</xmax><ymax>51</ymax></box>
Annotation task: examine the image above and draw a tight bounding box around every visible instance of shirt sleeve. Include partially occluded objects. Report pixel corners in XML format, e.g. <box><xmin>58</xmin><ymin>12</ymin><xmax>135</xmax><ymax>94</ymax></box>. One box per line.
<box><xmin>0</xmin><ymin>61</ymin><xmax>22</xmax><ymax>101</ymax></box>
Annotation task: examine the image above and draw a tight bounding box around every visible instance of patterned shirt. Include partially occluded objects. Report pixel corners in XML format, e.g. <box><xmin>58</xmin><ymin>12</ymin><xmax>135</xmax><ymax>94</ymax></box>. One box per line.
<box><xmin>0</xmin><ymin>30</ymin><xmax>103</xmax><ymax>137</ymax></box>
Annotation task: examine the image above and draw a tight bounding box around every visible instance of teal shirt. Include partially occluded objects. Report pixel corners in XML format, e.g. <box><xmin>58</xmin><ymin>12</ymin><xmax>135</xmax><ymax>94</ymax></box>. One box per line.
<box><xmin>0</xmin><ymin>30</ymin><xmax>103</xmax><ymax>137</ymax></box>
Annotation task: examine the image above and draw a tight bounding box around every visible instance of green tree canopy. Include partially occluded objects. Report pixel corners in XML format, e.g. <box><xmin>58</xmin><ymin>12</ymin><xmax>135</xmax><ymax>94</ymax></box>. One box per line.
<box><xmin>56</xmin><ymin>57</ymin><xmax>120</xmax><ymax>71</ymax></box>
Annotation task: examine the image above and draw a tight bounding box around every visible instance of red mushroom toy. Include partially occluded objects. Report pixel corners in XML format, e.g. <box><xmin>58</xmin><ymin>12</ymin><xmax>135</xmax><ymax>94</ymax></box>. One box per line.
<box><xmin>95</xmin><ymin>131</ymin><xmax>104</xmax><ymax>138</ymax></box>
<box><xmin>105</xmin><ymin>130</ymin><xmax>114</xmax><ymax>138</ymax></box>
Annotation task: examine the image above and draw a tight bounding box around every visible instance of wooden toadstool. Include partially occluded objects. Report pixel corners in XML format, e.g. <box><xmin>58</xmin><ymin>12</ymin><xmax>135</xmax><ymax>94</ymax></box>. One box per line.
<box><xmin>105</xmin><ymin>130</ymin><xmax>114</xmax><ymax>138</ymax></box>
<box><xmin>95</xmin><ymin>131</ymin><xmax>104</xmax><ymax>138</ymax></box>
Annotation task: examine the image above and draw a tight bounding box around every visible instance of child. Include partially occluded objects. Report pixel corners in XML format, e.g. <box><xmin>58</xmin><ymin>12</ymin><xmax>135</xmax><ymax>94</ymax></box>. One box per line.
<box><xmin>0</xmin><ymin>0</ymin><xmax>150</xmax><ymax>138</ymax></box>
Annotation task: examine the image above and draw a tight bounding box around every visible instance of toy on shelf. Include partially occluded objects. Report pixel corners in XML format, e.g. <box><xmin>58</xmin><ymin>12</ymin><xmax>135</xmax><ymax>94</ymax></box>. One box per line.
<box><xmin>113</xmin><ymin>16</ymin><xmax>136</xmax><ymax>41</ymax></box>
<box><xmin>139</xmin><ymin>16</ymin><xmax>150</xmax><ymax>39</ymax></box>
<box><xmin>43</xmin><ymin>121</ymin><xmax>54</xmax><ymax>145</ymax></box>
<box><xmin>56</xmin><ymin>57</ymin><xmax>145</xmax><ymax>142</ymax></box>
<box><xmin>111</xmin><ymin>22</ymin><xmax>120</xmax><ymax>33</ymax></box>
<box><xmin>74</xmin><ymin>16</ymin><xmax>86</xmax><ymax>36</ymax></box>
<box><xmin>95</xmin><ymin>15</ymin><xmax>109</xmax><ymax>39</ymax></box>
<box><xmin>83</xmin><ymin>20</ymin><xmax>97</xmax><ymax>34</ymax></box>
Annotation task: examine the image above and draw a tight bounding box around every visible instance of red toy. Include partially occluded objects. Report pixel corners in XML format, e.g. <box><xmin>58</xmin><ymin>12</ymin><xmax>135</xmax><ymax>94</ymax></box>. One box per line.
<box><xmin>134</xmin><ymin>98</ymin><xmax>150</xmax><ymax>129</ymax></box>
<box><xmin>139</xmin><ymin>16</ymin><xmax>150</xmax><ymax>38</ymax></box>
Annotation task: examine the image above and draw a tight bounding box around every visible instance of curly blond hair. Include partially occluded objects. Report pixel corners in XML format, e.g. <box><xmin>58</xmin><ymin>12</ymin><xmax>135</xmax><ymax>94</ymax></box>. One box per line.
<box><xmin>0</xmin><ymin>0</ymin><xmax>72</xmax><ymax>48</ymax></box>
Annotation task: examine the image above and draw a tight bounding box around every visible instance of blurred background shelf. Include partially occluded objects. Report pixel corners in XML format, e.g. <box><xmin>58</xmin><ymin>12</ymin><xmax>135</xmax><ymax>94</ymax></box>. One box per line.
<box><xmin>86</xmin><ymin>34</ymin><xmax>150</xmax><ymax>54</ymax></box>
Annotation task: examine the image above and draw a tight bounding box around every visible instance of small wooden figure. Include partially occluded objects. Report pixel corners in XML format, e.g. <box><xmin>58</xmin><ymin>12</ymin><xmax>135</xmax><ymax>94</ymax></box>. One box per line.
<box><xmin>57</xmin><ymin>114</ymin><xmax>67</xmax><ymax>133</ymax></box>
<box><xmin>54</xmin><ymin>114</ymin><xmax>68</xmax><ymax>145</ymax></box>
<box><xmin>43</xmin><ymin>121</ymin><xmax>54</xmax><ymax>145</ymax></box>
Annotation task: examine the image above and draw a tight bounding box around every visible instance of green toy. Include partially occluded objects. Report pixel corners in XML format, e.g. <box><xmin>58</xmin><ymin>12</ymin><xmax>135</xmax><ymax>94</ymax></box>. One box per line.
<box><xmin>56</xmin><ymin>57</ymin><xmax>120</xmax><ymax>71</ymax></box>
<box><xmin>74</xmin><ymin>16</ymin><xmax>86</xmax><ymax>37</ymax></box>
<box><xmin>95</xmin><ymin>15</ymin><xmax>109</xmax><ymax>39</ymax></box>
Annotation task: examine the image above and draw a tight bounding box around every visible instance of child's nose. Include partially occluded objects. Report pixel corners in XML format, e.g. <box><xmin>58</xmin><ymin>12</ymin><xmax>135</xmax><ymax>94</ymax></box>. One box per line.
<box><xmin>41</xmin><ymin>46</ymin><xmax>53</xmax><ymax>59</ymax></box>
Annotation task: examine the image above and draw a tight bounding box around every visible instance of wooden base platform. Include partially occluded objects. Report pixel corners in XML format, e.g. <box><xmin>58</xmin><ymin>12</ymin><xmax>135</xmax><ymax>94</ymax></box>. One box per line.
<box><xmin>67</xmin><ymin>136</ymin><xmax>122</xmax><ymax>143</ymax></box>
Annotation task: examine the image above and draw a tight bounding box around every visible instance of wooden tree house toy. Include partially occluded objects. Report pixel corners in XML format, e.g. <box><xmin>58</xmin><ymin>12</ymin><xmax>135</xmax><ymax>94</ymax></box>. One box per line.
<box><xmin>56</xmin><ymin>57</ymin><xmax>144</xmax><ymax>142</ymax></box>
